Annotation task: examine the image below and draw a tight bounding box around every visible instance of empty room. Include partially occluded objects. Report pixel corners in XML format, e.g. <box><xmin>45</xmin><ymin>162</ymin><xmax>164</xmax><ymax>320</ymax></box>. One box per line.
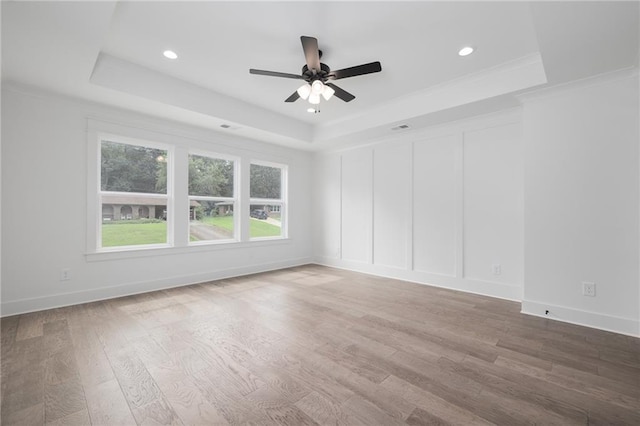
<box><xmin>1</xmin><ymin>1</ymin><xmax>639</xmax><ymax>425</ymax></box>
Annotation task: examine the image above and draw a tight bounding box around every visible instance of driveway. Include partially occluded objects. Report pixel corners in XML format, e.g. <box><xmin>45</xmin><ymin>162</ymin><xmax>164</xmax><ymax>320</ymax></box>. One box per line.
<box><xmin>190</xmin><ymin>221</ymin><xmax>233</xmax><ymax>240</ymax></box>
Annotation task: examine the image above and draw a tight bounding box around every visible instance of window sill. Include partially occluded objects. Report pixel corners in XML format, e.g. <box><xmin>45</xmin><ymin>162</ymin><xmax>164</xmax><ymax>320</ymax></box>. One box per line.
<box><xmin>85</xmin><ymin>237</ymin><xmax>291</xmax><ymax>262</ymax></box>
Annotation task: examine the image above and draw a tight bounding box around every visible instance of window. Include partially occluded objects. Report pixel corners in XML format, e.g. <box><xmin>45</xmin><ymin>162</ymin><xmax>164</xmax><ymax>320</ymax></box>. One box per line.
<box><xmin>99</xmin><ymin>140</ymin><xmax>170</xmax><ymax>249</ymax></box>
<box><xmin>188</xmin><ymin>153</ymin><xmax>236</xmax><ymax>243</ymax></box>
<box><xmin>90</xmin><ymin>122</ymin><xmax>289</xmax><ymax>255</ymax></box>
<box><xmin>249</xmin><ymin>162</ymin><xmax>287</xmax><ymax>239</ymax></box>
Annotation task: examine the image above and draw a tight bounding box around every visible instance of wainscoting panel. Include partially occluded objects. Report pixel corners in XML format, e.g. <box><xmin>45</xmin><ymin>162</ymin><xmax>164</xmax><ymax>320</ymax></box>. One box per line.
<box><xmin>463</xmin><ymin>123</ymin><xmax>523</xmax><ymax>286</ymax></box>
<box><xmin>341</xmin><ymin>148</ymin><xmax>373</xmax><ymax>263</ymax></box>
<box><xmin>315</xmin><ymin>110</ymin><xmax>524</xmax><ymax>303</ymax></box>
<box><xmin>373</xmin><ymin>143</ymin><xmax>412</xmax><ymax>269</ymax></box>
<box><xmin>413</xmin><ymin>134</ymin><xmax>458</xmax><ymax>277</ymax></box>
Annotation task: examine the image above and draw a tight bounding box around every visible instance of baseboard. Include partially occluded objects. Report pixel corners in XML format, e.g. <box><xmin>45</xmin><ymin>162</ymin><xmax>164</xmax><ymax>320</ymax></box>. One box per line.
<box><xmin>1</xmin><ymin>257</ymin><xmax>313</xmax><ymax>317</ymax></box>
<box><xmin>314</xmin><ymin>256</ymin><xmax>523</xmax><ymax>302</ymax></box>
<box><xmin>521</xmin><ymin>300</ymin><xmax>639</xmax><ymax>337</ymax></box>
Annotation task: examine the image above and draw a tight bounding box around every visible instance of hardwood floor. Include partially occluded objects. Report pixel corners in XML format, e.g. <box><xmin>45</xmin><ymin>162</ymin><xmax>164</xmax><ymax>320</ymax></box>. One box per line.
<box><xmin>1</xmin><ymin>265</ymin><xmax>639</xmax><ymax>425</ymax></box>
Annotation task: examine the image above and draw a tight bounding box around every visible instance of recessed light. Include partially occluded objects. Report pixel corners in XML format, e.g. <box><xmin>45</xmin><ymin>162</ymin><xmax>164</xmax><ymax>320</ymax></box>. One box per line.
<box><xmin>307</xmin><ymin>108</ymin><xmax>315</xmax><ymax>113</ymax></box>
<box><xmin>163</xmin><ymin>50</ymin><xmax>178</xmax><ymax>60</ymax></box>
<box><xmin>458</xmin><ymin>46</ymin><xmax>474</xmax><ymax>57</ymax></box>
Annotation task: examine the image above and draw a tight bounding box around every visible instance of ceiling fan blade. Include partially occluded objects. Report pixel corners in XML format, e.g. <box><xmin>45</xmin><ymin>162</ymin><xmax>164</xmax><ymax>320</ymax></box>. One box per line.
<box><xmin>325</xmin><ymin>82</ymin><xmax>355</xmax><ymax>102</ymax></box>
<box><xmin>329</xmin><ymin>61</ymin><xmax>382</xmax><ymax>80</ymax></box>
<box><xmin>284</xmin><ymin>91</ymin><xmax>300</xmax><ymax>102</ymax></box>
<box><xmin>249</xmin><ymin>69</ymin><xmax>304</xmax><ymax>79</ymax></box>
<box><xmin>301</xmin><ymin>36</ymin><xmax>321</xmax><ymax>71</ymax></box>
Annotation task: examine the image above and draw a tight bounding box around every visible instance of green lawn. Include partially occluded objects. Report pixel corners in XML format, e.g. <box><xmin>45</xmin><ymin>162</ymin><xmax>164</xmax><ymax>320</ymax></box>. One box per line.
<box><xmin>202</xmin><ymin>215</ymin><xmax>234</xmax><ymax>231</ymax></box>
<box><xmin>203</xmin><ymin>215</ymin><xmax>281</xmax><ymax>238</ymax></box>
<box><xmin>102</xmin><ymin>221</ymin><xmax>167</xmax><ymax>247</ymax></box>
<box><xmin>102</xmin><ymin>216</ymin><xmax>281</xmax><ymax>247</ymax></box>
<box><xmin>249</xmin><ymin>218</ymin><xmax>281</xmax><ymax>238</ymax></box>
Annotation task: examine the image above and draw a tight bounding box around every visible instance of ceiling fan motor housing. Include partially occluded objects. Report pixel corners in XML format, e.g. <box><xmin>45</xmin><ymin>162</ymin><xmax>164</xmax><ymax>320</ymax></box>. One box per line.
<box><xmin>302</xmin><ymin>63</ymin><xmax>331</xmax><ymax>82</ymax></box>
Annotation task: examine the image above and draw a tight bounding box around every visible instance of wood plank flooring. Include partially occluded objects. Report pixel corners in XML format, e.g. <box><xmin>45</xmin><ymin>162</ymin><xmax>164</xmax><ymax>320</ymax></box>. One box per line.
<box><xmin>1</xmin><ymin>265</ymin><xmax>639</xmax><ymax>425</ymax></box>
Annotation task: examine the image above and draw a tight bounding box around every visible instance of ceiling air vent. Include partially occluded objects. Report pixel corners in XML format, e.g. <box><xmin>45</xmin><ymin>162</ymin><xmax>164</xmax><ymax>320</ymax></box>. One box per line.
<box><xmin>220</xmin><ymin>124</ymin><xmax>241</xmax><ymax>130</ymax></box>
<box><xmin>391</xmin><ymin>124</ymin><xmax>410</xmax><ymax>131</ymax></box>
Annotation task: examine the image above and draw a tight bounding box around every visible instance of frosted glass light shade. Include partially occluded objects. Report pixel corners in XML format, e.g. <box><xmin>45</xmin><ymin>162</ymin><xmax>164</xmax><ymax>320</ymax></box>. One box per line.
<box><xmin>311</xmin><ymin>80</ymin><xmax>324</xmax><ymax>95</ymax></box>
<box><xmin>308</xmin><ymin>93</ymin><xmax>321</xmax><ymax>104</ymax></box>
<box><xmin>322</xmin><ymin>85</ymin><xmax>335</xmax><ymax>101</ymax></box>
<box><xmin>297</xmin><ymin>84</ymin><xmax>311</xmax><ymax>100</ymax></box>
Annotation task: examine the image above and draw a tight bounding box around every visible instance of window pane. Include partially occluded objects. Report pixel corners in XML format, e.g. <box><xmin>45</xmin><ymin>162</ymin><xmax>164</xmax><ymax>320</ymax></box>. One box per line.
<box><xmin>101</xmin><ymin>196</ymin><xmax>167</xmax><ymax>247</ymax></box>
<box><xmin>250</xmin><ymin>164</ymin><xmax>281</xmax><ymax>199</ymax></box>
<box><xmin>189</xmin><ymin>155</ymin><xmax>234</xmax><ymax>197</ymax></box>
<box><xmin>189</xmin><ymin>200</ymin><xmax>235</xmax><ymax>242</ymax></box>
<box><xmin>249</xmin><ymin>204</ymin><xmax>282</xmax><ymax>238</ymax></box>
<box><xmin>101</xmin><ymin>141</ymin><xmax>167</xmax><ymax>193</ymax></box>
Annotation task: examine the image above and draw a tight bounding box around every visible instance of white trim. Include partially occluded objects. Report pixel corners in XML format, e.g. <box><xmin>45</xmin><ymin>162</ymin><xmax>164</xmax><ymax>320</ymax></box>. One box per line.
<box><xmin>315</xmin><ymin>256</ymin><xmax>522</xmax><ymax>302</ymax></box>
<box><xmin>189</xmin><ymin>148</ymin><xmax>239</xmax><ymax>164</ymax></box>
<box><xmin>95</xmin><ymin>136</ymin><xmax>173</xmax><ymax>250</ymax></box>
<box><xmin>187</xmin><ymin>150</ymin><xmax>239</xmax><ymax>242</ymax></box>
<box><xmin>250</xmin><ymin>158</ymin><xmax>288</xmax><ymax>169</ymax></box>
<box><xmin>86</xmin><ymin>235</ymin><xmax>292</xmax><ymax>262</ymax></box>
<box><xmin>249</xmin><ymin>161</ymin><xmax>288</xmax><ymax>239</ymax></box>
<box><xmin>318</xmin><ymin>107</ymin><xmax>523</xmax><ymax>156</ymax></box>
<box><xmin>1</xmin><ymin>257</ymin><xmax>313</xmax><ymax>317</ymax></box>
<box><xmin>98</xmin><ymin>132</ymin><xmax>172</xmax><ymax>152</ymax></box>
<box><xmin>86</xmin><ymin>125</ymin><xmax>100</xmax><ymax>253</ymax></box>
<box><xmin>516</xmin><ymin>66</ymin><xmax>638</xmax><ymax>103</ymax></box>
<box><xmin>188</xmin><ymin>196</ymin><xmax>235</xmax><ymax>202</ymax></box>
<box><xmin>102</xmin><ymin>191</ymin><xmax>169</xmax><ymax>199</ymax></box>
<box><xmin>83</xmin><ymin>113</ymin><xmax>295</xmax><ymax>162</ymax></box>
<box><xmin>88</xmin><ymin>119</ymin><xmax>292</xmax><ymax>254</ymax></box>
<box><xmin>250</xmin><ymin>198</ymin><xmax>284</xmax><ymax>204</ymax></box>
<box><xmin>521</xmin><ymin>300</ymin><xmax>640</xmax><ymax>338</ymax></box>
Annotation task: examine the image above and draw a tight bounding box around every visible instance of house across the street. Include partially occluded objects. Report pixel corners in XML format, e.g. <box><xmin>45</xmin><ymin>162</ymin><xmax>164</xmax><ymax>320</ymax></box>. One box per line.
<box><xmin>101</xmin><ymin>194</ymin><xmax>201</xmax><ymax>220</ymax></box>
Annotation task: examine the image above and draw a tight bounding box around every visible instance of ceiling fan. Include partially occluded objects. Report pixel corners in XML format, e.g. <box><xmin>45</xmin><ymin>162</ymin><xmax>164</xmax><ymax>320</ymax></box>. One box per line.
<box><xmin>249</xmin><ymin>36</ymin><xmax>382</xmax><ymax>105</ymax></box>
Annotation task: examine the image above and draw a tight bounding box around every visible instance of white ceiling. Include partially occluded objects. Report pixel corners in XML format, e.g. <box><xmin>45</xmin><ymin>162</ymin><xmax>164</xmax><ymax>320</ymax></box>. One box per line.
<box><xmin>2</xmin><ymin>1</ymin><xmax>638</xmax><ymax>151</ymax></box>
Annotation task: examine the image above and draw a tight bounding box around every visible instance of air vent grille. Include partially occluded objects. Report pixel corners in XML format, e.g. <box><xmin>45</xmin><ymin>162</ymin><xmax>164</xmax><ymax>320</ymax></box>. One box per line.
<box><xmin>391</xmin><ymin>124</ymin><xmax>410</xmax><ymax>131</ymax></box>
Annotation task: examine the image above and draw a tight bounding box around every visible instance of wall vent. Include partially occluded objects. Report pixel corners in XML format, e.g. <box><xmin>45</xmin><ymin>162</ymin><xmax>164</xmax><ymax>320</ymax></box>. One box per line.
<box><xmin>391</xmin><ymin>124</ymin><xmax>410</xmax><ymax>131</ymax></box>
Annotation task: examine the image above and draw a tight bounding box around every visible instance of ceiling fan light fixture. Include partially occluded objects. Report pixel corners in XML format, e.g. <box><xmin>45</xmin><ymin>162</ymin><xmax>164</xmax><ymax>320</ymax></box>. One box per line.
<box><xmin>297</xmin><ymin>84</ymin><xmax>311</xmax><ymax>100</ymax></box>
<box><xmin>322</xmin><ymin>85</ymin><xmax>335</xmax><ymax>101</ymax></box>
<box><xmin>249</xmin><ymin>36</ymin><xmax>382</xmax><ymax>106</ymax></box>
<box><xmin>311</xmin><ymin>80</ymin><xmax>324</xmax><ymax>95</ymax></box>
<box><xmin>308</xmin><ymin>93</ymin><xmax>321</xmax><ymax>104</ymax></box>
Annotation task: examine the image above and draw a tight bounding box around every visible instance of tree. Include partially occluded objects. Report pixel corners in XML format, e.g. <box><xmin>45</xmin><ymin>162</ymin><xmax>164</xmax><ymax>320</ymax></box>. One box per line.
<box><xmin>101</xmin><ymin>141</ymin><xmax>166</xmax><ymax>194</ymax></box>
<box><xmin>188</xmin><ymin>156</ymin><xmax>233</xmax><ymax>197</ymax></box>
<box><xmin>101</xmin><ymin>144</ymin><xmax>235</xmax><ymax>199</ymax></box>
<box><xmin>250</xmin><ymin>164</ymin><xmax>281</xmax><ymax>199</ymax></box>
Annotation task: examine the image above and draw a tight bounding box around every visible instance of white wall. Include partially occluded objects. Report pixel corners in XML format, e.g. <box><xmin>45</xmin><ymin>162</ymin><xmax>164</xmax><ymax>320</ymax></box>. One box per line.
<box><xmin>314</xmin><ymin>70</ymin><xmax>640</xmax><ymax>337</ymax></box>
<box><xmin>314</xmin><ymin>110</ymin><xmax>525</xmax><ymax>302</ymax></box>
<box><xmin>4</xmin><ymin>72</ymin><xmax>638</xmax><ymax>337</ymax></box>
<box><xmin>1</xmin><ymin>85</ymin><xmax>314</xmax><ymax>315</ymax></box>
<box><xmin>521</xmin><ymin>71</ymin><xmax>639</xmax><ymax>336</ymax></box>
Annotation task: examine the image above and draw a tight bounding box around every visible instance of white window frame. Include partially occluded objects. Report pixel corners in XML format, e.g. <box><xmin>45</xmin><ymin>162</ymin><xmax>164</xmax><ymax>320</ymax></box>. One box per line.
<box><xmin>188</xmin><ymin>150</ymin><xmax>240</xmax><ymax>245</ymax></box>
<box><xmin>249</xmin><ymin>160</ymin><xmax>288</xmax><ymax>240</ymax></box>
<box><xmin>86</xmin><ymin>119</ymin><xmax>292</xmax><ymax>260</ymax></box>
<box><xmin>95</xmin><ymin>135</ymin><xmax>174</xmax><ymax>252</ymax></box>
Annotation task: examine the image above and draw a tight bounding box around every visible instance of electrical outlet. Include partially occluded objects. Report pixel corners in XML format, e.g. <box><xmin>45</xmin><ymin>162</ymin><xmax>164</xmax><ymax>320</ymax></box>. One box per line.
<box><xmin>60</xmin><ymin>269</ymin><xmax>71</xmax><ymax>281</ymax></box>
<box><xmin>492</xmin><ymin>264</ymin><xmax>502</xmax><ymax>276</ymax></box>
<box><xmin>582</xmin><ymin>281</ymin><xmax>596</xmax><ymax>297</ymax></box>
